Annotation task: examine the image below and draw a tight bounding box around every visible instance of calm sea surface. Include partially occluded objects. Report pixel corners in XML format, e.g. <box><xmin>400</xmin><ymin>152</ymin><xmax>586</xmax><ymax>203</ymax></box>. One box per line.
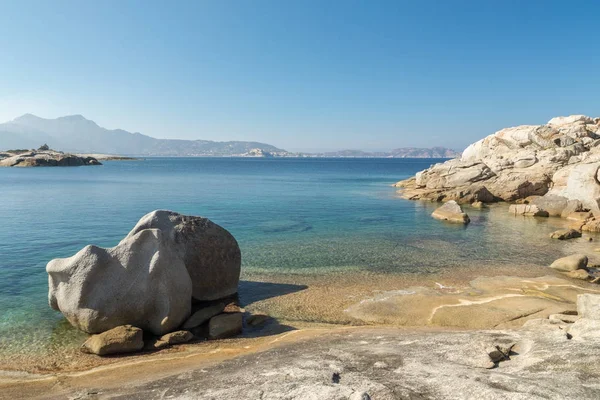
<box><xmin>0</xmin><ymin>157</ymin><xmax>594</xmax><ymax>358</ymax></box>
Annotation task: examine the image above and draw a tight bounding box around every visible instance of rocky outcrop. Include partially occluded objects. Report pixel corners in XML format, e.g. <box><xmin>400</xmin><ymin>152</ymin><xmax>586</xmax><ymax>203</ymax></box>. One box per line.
<box><xmin>431</xmin><ymin>200</ymin><xmax>470</xmax><ymax>224</ymax></box>
<box><xmin>396</xmin><ymin>115</ymin><xmax>600</xmax><ymax>213</ymax></box>
<box><xmin>47</xmin><ymin>210</ymin><xmax>241</xmax><ymax>336</ymax></box>
<box><xmin>0</xmin><ymin>150</ymin><xmax>101</xmax><ymax>167</ymax></box>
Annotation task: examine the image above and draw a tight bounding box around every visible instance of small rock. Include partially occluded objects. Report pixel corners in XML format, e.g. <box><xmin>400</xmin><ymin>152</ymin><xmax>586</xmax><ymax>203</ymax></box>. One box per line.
<box><xmin>486</xmin><ymin>346</ymin><xmax>510</xmax><ymax>362</ymax></box>
<box><xmin>549</xmin><ymin>229</ymin><xmax>582</xmax><ymax>240</ymax></box>
<box><xmin>223</xmin><ymin>303</ymin><xmax>243</xmax><ymax>313</ymax></box>
<box><xmin>208</xmin><ymin>312</ymin><xmax>243</xmax><ymax>339</ymax></box>
<box><xmin>508</xmin><ymin>204</ymin><xmax>549</xmax><ymax>217</ymax></box>
<box><xmin>331</xmin><ymin>372</ymin><xmax>341</xmax><ymax>384</ymax></box>
<box><xmin>182</xmin><ymin>303</ymin><xmax>226</xmax><ymax>329</ymax></box>
<box><xmin>496</xmin><ymin>343</ymin><xmax>516</xmax><ymax>357</ymax></box>
<box><xmin>150</xmin><ymin>330</ymin><xmax>194</xmax><ymax>349</ymax></box>
<box><xmin>431</xmin><ymin>201</ymin><xmax>470</xmax><ymax>224</ymax></box>
<box><xmin>549</xmin><ymin>314</ymin><xmax>579</xmax><ymax>323</ymax></box>
<box><xmin>549</xmin><ymin>254</ymin><xmax>588</xmax><ymax>272</ymax></box>
<box><xmin>472</xmin><ymin>201</ymin><xmax>485</xmax><ymax>208</ymax></box>
<box><xmin>81</xmin><ymin>325</ymin><xmax>144</xmax><ymax>356</ymax></box>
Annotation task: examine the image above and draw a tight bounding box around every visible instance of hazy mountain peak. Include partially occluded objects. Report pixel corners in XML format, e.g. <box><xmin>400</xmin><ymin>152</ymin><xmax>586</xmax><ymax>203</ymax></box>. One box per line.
<box><xmin>12</xmin><ymin>113</ymin><xmax>43</xmax><ymax>123</ymax></box>
<box><xmin>57</xmin><ymin>114</ymin><xmax>88</xmax><ymax>121</ymax></box>
<box><xmin>0</xmin><ymin>114</ymin><xmax>287</xmax><ymax>156</ymax></box>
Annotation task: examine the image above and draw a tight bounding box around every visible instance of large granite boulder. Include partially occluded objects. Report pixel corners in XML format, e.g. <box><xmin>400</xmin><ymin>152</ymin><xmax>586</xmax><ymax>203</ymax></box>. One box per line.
<box><xmin>47</xmin><ymin>210</ymin><xmax>241</xmax><ymax>335</ymax></box>
<box><xmin>124</xmin><ymin>210</ymin><xmax>241</xmax><ymax>301</ymax></box>
<box><xmin>396</xmin><ymin>115</ymin><xmax>600</xmax><ymax>210</ymax></box>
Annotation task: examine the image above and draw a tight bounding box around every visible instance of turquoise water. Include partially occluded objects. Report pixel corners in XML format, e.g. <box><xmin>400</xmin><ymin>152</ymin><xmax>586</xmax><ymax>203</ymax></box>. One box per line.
<box><xmin>0</xmin><ymin>157</ymin><xmax>595</xmax><ymax>359</ymax></box>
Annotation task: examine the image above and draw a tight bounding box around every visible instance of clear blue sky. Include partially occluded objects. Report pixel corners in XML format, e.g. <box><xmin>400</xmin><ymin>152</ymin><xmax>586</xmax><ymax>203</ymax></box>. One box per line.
<box><xmin>1</xmin><ymin>0</ymin><xmax>599</xmax><ymax>151</ymax></box>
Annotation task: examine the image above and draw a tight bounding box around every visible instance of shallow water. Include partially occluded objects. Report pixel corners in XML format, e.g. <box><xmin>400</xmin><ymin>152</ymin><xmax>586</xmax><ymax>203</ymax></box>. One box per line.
<box><xmin>0</xmin><ymin>157</ymin><xmax>597</xmax><ymax>361</ymax></box>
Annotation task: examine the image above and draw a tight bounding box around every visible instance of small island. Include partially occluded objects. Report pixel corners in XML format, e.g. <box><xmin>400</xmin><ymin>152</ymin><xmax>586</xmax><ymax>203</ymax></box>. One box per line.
<box><xmin>0</xmin><ymin>145</ymin><xmax>102</xmax><ymax>167</ymax></box>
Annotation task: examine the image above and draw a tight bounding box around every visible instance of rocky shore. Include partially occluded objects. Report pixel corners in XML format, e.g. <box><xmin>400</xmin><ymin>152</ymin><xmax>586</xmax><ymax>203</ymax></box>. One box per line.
<box><xmin>0</xmin><ymin>149</ymin><xmax>101</xmax><ymax>167</ymax></box>
<box><xmin>396</xmin><ymin>115</ymin><xmax>600</xmax><ymax>215</ymax></box>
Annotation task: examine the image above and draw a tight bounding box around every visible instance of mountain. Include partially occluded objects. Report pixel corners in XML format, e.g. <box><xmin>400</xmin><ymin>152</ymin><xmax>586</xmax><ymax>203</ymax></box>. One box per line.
<box><xmin>0</xmin><ymin>114</ymin><xmax>286</xmax><ymax>156</ymax></box>
<box><xmin>311</xmin><ymin>147</ymin><xmax>460</xmax><ymax>158</ymax></box>
<box><xmin>389</xmin><ymin>147</ymin><xmax>460</xmax><ymax>158</ymax></box>
<box><xmin>0</xmin><ymin>114</ymin><xmax>459</xmax><ymax>158</ymax></box>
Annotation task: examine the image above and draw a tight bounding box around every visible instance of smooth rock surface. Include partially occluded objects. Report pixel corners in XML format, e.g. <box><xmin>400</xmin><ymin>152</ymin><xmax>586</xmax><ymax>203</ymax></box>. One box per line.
<box><xmin>549</xmin><ymin>254</ymin><xmax>588</xmax><ymax>272</ymax></box>
<box><xmin>47</xmin><ymin>228</ymin><xmax>192</xmax><ymax>335</ymax></box>
<box><xmin>431</xmin><ymin>200</ymin><xmax>470</xmax><ymax>224</ymax></box>
<box><xmin>47</xmin><ymin>210</ymin><xmax>241</xmax><ymax>335</ymax></box>
<box><xmin>124</xmin><ymin>210</ymin><xmax>241</xmax><ymax>301</ymax></box>
<box><xmin>55</xmin><ymin>327</ymin><xmax>600</xmax><ymax>400</ymax></box>
<box><xmin>81</xmin><ymin>325</ymin><xmax>144</xmax><ymax>356</ymax></box>
<box><xmin>567</xmin><ymin>318</ymin><xmax>600</xmax><ymax>340</ymax></box>
<box><xmin>577</xmin><ymin>294</ymin><xmax>600</xmax><ymax>320</ymax></box>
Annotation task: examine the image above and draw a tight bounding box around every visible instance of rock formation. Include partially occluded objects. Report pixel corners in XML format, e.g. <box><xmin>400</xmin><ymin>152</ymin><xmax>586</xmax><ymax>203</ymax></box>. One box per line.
<box><xmin>396</xmin><ymin>115</ymin><xmax>600</xmax><ymax>215</ymax></box>
<box><xmin>0</xmin><ymin>149</ymin><xmax>101</xmax><ymax>167</ymax></box>
<box><xmin>47</xmin><ymin>210</ymin><xmax>241</xmax><ymax>336</ymax></box>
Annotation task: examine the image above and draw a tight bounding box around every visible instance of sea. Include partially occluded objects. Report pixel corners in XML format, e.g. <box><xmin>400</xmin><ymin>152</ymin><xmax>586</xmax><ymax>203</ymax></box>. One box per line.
<box><xmin>0</xmin><ymin>157</ymin><xmax>593</xmax><ymax>361</ymax></box>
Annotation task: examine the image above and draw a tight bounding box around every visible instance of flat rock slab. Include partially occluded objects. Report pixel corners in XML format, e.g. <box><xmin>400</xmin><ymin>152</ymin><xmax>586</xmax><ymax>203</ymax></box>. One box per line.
<box><xmin>49</xmin><ymin>327</ymin><xmax>600</xmax><ymax>399</ymax></box>
<box><xmin>344</xmin><ymin>275</ymin><xmax>596</xmax><ymax>329</ymax></box>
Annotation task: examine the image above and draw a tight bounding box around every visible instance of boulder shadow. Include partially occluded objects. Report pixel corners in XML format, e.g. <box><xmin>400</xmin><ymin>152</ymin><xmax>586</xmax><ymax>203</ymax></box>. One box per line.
<box><xmin>237</xmin><ymin>280</ymin><xmax>308</xmax><ymax>307</ymax></box>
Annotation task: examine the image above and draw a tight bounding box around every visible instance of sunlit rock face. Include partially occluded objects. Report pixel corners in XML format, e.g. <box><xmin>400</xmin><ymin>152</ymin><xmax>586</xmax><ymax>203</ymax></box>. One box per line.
<box><xmin>397</xmin><ymin>115</ymin><xmax>600</xmax><ymax>209</ymax></box>
<box><xmin>47</xmin><ymin>210</ymin><xmax>241</xmax><ymax>335</ymax></box>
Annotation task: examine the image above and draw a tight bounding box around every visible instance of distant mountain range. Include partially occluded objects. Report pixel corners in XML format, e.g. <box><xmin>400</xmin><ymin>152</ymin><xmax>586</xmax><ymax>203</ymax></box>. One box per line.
<box><xmin>313</xmin><ymin>147</ymin><xmax>459</xmax><ymax>158</ymax></box>
<box><xmin>0</xmin><ymin>114</ymin><xmax>459</xmax><ymax>158</ymax></box>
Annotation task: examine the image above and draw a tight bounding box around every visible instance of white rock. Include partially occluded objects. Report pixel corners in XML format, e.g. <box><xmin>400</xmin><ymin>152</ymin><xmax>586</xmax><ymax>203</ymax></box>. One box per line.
<box><xmin>47</xmin><ymin>210</ymin><xmax>241</xmax><ymax>335</ymax></box>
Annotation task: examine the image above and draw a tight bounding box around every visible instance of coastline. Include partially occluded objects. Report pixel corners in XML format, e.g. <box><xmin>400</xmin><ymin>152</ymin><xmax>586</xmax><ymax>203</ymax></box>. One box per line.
<box><xmin>3</xmin><ymin>163</ymin><xmax>600</xmax><ymax>397</ymax></box>
<box><xmin>3</xmin><ymin>261</ymin><xmax>600</xmax><ymax>400</ymax></box>
<box><xmin>2</xmin><ymin>256</ymin><xmax>598</xmax><ymax>374</ymax></box>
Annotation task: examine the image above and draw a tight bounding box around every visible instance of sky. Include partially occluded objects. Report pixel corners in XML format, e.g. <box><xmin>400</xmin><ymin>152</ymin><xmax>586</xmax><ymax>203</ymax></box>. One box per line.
<box><xmin>0</xmin><ymin>0</ymin><xmax>599</xmax><ymax>152</ymax></box>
